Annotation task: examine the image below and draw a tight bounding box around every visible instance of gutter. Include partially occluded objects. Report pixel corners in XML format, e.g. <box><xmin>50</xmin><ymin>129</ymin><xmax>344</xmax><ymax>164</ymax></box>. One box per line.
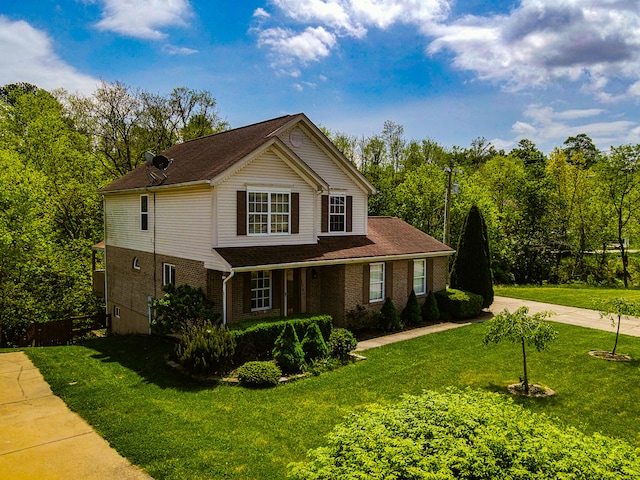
<box><xmin>222</xmin><ymin>270</ymin><xmax>235</xmax><ymax>326</ymax></box>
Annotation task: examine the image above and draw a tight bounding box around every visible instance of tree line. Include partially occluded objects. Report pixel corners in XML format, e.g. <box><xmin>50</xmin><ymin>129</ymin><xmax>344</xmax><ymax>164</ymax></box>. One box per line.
<box><xmin>1</xmin><ymin>81</ymin><xmax>639</xmax><ymax>345</ymax></box>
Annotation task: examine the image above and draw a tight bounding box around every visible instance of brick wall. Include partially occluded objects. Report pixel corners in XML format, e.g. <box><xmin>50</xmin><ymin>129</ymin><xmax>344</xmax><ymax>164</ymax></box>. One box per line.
<box><xmin>432</xmin><ymin>256</ymin><xmax>449</xmax><ymax>292</ymax></box>
<box><xmin>106</xmin><ymin>246</ymin><xmax>209</xmax><ymax>334</ymax></box>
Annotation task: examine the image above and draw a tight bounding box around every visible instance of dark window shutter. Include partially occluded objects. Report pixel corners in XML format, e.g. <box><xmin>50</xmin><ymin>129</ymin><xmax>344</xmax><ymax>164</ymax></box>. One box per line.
<box><xmin>291</xmin><ymin>193</ymin><xmax>299</xmax><ymax>234</ymax></box>
<box><xmin>362</xmin><ymin>263</ymin><xmax>370</xmax><ymax>304</ymax></box>
<box><xmin>385</xmin><ymin>261</ymin><xmax>394</xmax><ymax>299</ymax></box>
<box><xmin>321</xmin><ymin>195</ymin><xmax>328</xmax><ymax>233</ymax></box>
<box><xmin>243</xmin><ymin>272</ymin><xmax>252</xmax><ymax>313</ymax></box>
<box><xmin>272</xmin><ymin>270</ymin><xmax>283</xmax><ymax>311</ymax></box>
<box><xmin>407</xmin><ymin>259</ymin><xmax>414</xmax><ymax>295</ymax></box>
<box><xmin>237</xmin><ymin>191</ymin><xmax>247</xmax><ymax>236</ymax></box>
<box><xmin>346</xmin><ymin>196</ymin><xmax>353</xmax><ymax>232</ymax></box>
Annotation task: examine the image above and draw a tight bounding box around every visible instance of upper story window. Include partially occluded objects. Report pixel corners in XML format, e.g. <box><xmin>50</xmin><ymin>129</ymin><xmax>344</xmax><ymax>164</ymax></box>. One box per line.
<box><xmin>329</xmin><ymin>195</ymin><xmax>346</xmax><ymax>232</ymax></box>
<box><xmin>140</xmin><ymin>195</ymin><xmax>149</xmax><ymax>231</ymax></box>
<box><xmin>248</xmin><ymin>190</ymin><xmax>290</xmax><ymax>235</ymax></box>
<box><xmin>162</xmin><ymin>263</ymin><xmax>175</xmax><ymax>286</ymax></box>
<box><xmin>369</xmin><ymin>262</ymin><xmax>385</xmax><ymax>303</ymax></box>
<box><xmin>413</xmin><ymin>259</ymin><xmax>426</xmax><ymax>295</ymax></box>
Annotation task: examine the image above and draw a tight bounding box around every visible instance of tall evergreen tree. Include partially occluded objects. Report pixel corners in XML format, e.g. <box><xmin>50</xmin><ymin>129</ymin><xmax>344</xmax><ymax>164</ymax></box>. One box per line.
<box><xmin>450</xmin><ymin>205</ymin><xmax>494</xmax><ymax>308</ymax></box>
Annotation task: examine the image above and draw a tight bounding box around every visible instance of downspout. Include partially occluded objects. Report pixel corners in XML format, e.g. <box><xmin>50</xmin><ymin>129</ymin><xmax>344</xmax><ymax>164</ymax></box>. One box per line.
<box><xmin>222</xmin><ymin>270</ymin><xmax>235</xmax><ymax>326</ymax></box>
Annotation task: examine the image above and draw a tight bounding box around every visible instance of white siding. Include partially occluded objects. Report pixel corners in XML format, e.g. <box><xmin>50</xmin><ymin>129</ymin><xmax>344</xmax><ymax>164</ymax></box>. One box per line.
<box><xmin>104</xmin><ymin>186</ymin><xmax>228</xmax><ymax>270</ymax></box>
<box><xmin>279</xmin><ymin>125</ymin><xmax>368</xmax><ymax>235</ymax></box>
<box><xmin>216</xmin><ymin>149</ymin><xmax>317</xmax><ymax>247</ymax></box>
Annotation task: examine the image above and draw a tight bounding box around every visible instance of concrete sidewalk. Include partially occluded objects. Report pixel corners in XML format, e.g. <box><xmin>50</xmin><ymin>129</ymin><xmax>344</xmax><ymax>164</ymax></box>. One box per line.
<box><xmin>0</xmin><ymin>351</ymin><xmax>152</xmax><ymax>480</ymax></box>
<box><xmin>356</xmin><ymin>295</ymin><xmax>640</xmax><ymax>351</ymax></box>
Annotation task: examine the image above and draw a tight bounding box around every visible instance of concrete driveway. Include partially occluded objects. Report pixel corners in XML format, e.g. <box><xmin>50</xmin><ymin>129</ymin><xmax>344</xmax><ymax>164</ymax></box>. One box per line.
<box><xmin>0</xmin><ymin>351</ymin><xmax>152</xmax><ymax>480</ymax></box>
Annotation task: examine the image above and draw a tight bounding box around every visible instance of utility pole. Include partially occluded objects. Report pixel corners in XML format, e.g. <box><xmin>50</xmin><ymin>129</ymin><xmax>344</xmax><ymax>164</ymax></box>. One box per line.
<box><xmin>443</xmin><ymin>166</ymin><xmax>453</xmax><ymax>245</ymax></box>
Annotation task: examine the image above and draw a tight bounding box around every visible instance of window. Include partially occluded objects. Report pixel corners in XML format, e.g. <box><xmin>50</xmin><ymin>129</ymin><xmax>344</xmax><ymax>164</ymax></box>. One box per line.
<box><xmin>114</xmin><ymin>305</ymin><xmax>121</xmax><ymax>318</ymax></box>
<box><xmin>248</xmin><ymin>190</ymin><xmax>290</xmax><ymax>235</ymax></box>
<box><xmin>413</xmin><ymin>259</ymin><xmax>426</xmax><ymax>295</ymax></box>
<box><xmin>140</xmin><ymin>195</ymin><xmax>149</xmax><ymax>231</ymax></box>
<box><xmin>369</xmin><ymin>263</ymin><xmax>385</xmax><ymax>302</ymax></box>
<box><xmin>162</xmin><ymin>263</ymin><xmax>175</xmax><ymax>286</ymax></box>
<box><xmin>133</xmin><ymin>257</ymin><xmax>140</xmax><ymax>270</ymax></box>
<box><xmin>251</xmin><ymin>271</ymin><xmax>271</xmax><ymax>310</ymax></box>
<box><xmin>329</xmin><ymin>195</ymin><xmax>346</xmax><ymax>232</ymax></box>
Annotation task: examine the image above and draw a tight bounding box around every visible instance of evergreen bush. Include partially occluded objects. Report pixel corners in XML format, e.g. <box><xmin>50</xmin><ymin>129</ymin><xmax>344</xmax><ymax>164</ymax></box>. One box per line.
<box><xmin>400</xmin><ymin>290</ymin><xmax>422</xmax><ymax>327</ymax></box>
<box><xmin>301</xmin><ymin>322</ymin><xmax>328</xmax><ymax>363</ymax></box>
<box><xmin>236</xmin><ymin>361</ymin><xmax>281</xmax><ymax>388</ymax></box>
<box><xmin>379</xmin><ymin>297</ymin><xmax>401</xmax><ymax>331</ymax></box>
<box><xmin>272</xmin><ymin>323</ymin><xmax>305</xmax><ymax>373</ymax></box>
<box><xmin>327</xmin><ymin>328</ymin><xmax>358</xmax><ymax>361</ymax></box>
<box><xmin>435</xmin><ymin>288</ymin><xmax>483</xmax><ymax>319</ymax></box>
<box><xmin>421</xmin><ymin>290</ymin><xmax>440</xmax><ymax>323</ymax></box>
<box><xmin>450</xmin><ymin>205</ymin><xmax>494</xmax><ymax>308</ymax></box>
<box><xmin>175</xmin><ymin>321</ymin><xmax>236</xmax><ymax>375</ymax></box>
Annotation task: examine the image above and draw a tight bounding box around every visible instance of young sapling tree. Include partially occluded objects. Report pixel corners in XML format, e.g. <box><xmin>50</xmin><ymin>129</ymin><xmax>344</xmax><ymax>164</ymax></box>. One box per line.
<box><xmin>483</xmin><ymin>306</ymin><xmax>557</xmax><ymax>395</ymax></box>
<box><xmin>597</xmin><ymin>298</ymin><xmax>640</xmax><ymax>357</ymax></box>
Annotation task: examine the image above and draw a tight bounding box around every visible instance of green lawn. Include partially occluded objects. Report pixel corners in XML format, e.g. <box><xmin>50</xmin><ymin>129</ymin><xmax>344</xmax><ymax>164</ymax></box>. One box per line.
<box><xmin>495</xmin><ymin>284</ymin><xmax>640</xmax><ymax>309</ymax></box>
<box><xmin>24</xmin><ymin>321</ymin><xmax>640</xmax><ymax>480</ymax></box>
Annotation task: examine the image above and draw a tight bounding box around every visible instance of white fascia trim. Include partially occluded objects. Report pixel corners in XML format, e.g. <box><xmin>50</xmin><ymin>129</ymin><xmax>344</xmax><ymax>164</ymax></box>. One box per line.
<box><xmin>100</xmin><ymin>180</ymin><xmax>211</xmax><ymax>195</ymax></box>
<box><xmin>230</xmin><ymin>250</ymin><xmax>455</xmax><ymax>273</ymax></box>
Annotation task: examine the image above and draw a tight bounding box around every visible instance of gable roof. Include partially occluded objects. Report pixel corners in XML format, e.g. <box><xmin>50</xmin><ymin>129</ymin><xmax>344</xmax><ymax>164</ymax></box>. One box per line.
<box><xmin>99</xmin><ymin>113</ymin><xmax>374</xmax><ymax>194</ymax></box>
<box><xmin>214</xmin><ymin>217</ymin><xmax>454</xmax><ymax>271</ymax></box>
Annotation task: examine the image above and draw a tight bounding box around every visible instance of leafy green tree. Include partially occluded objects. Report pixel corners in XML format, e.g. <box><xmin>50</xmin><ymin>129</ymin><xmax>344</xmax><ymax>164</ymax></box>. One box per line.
<box><xmin>152</xmin><ymin>284</ymin><xmax>220</xmax><ymax>334</ymax></box>
<box><xmin>450</xmin><ymin>205</ymin><xmax>493</xmax><ymax>308</ymax></box>
<box><xmin>563</xmin><ymin>133</ymin><xmax>599</xmax><ymax>168</ymax></box>
<box><xmin>596</xmin><ymin>144</ymin><xmax>640</xmax><ymax>288</ymax></box>
<box><xmin>483</xmin><ymin>307</ymin><xmax>558</xmax><ymax>395</ymax></box>
<box><xmin>597</xmin><ymin>298</ymin><xmax>640</xmax><ymax>356</ymax></box>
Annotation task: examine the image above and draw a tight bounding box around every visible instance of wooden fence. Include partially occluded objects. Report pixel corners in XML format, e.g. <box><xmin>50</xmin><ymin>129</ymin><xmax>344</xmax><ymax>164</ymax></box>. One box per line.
<box><xmin>19</xmin><ymin>313</ymin><xmax>111</xmax><ymax>347</ymax></box>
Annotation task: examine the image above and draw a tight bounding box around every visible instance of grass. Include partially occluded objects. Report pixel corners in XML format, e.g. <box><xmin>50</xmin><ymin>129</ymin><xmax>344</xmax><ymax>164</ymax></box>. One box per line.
<box><xmin>495</xmin><ymin>284</ymin><xmax>640</xmax><ymax>309</ymax></box>
<box><xmin>23</xmin><ymin>320</ymin><xmax>640</xmax><ymax>480</ymax></box>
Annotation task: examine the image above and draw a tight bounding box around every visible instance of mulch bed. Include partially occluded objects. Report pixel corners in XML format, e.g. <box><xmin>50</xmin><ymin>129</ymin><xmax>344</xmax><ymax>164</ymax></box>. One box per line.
<box><xmin>588</xmin><ymin>350</ymin><xmax>632</xmax><ymax>361</ymax></box>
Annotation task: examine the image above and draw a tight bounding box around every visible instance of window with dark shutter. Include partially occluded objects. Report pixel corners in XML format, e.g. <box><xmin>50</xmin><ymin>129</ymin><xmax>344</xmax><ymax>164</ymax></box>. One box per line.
<box><xmin>291</xmin><ymin>192</ymin><xmax>299</xmax><ymax>234</ymax></box>
<box><xmin>321</xmin><ymin>195</ymin><xmax>328</xmax><ymax>232</ymax></box>
<box><xmin>346</xmin><ymin>195</ymin><xmax>353</xmax><ymax>232</ymax></box>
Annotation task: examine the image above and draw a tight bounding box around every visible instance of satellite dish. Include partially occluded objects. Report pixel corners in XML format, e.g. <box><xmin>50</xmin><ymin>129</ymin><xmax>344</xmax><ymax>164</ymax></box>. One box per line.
<box><xmin>144</xmin><ymin>151</ymin><xmax>155</xmax><ymax>164</ymax></box>
<box><xmin>152</xmin><ymin>155</ymin><xmax>172</xmax><ymax>171</ymax></box>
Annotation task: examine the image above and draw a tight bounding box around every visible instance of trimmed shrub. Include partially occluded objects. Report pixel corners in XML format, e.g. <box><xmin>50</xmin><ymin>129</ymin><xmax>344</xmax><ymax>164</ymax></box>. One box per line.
<box><xmin>272</xmin><ymin>323</ymin><xmax>305</xmax><ymax>373</ymax></box>
<box><xmin>232</xmin><ymin>315</ymin><xmax>332</xmax><ymax>364</ymax></box>
<box><xmin>435</xmin><ymin>288</ymin><xmax>483</xmax><ymax>319</ymax></box>
<box><xmin>379</xmin><ymin>297</ymin><xmax>401</xmax><ymax>332</ymax></box>
<box><xmin>289</xmin><ymin>388</ymin><xmax>640</xmax><ymax>479</ymax></box>
<box><xmin>328</xmin><ymin>328</ymin><xmax>357</xmax><ymax>361</ymax></box>
<box><xmin>301</xmin><ymin>322</ymin><xmax>328</xmax><ymax>363</ymax></box>
<box><xmin>236</xmin><ymin>361</ymin><xmax>281</xmax><ymax>388</ymax></box>
<box><xmin>400</xmin><ymin>290</ymin><xmax>422</xmax><ymax>327</ymax></box>
<box><xmin>175</xmin><ymin>321</ymin><xmax>236</xmax><ymax>375</ymax></box>
<box><xmin>421</xmin><ymin>289</ymin><xmax>440</xmax><ymax>323</ymax></box>
<box><xmin>345</xmin><ymin>304</ymin><xmax>377</xmax><ymax>331</ymax></box>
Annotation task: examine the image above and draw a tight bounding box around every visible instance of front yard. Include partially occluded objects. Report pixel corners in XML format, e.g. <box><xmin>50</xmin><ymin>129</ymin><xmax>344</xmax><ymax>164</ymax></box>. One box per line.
<box><xmin>24</xmin><ymin>319</ymin><xmax>640</xmax><ymax>479</ymax></box>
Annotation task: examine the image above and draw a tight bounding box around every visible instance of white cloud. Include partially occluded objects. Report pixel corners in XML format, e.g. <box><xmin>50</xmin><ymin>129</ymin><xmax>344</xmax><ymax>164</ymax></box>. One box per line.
<box><xmin>255</xmin><ymin>0</ymin><xmax>449</xmax><ymax>71</ymax></box>
<box><xmin>258</xmin><ymin>26</ymin><xmax>336</xmax><ymax>65</ymax></box>
<box><xmin>95</xmin><ymin>0</ymin><xmax>193</xmax><ymax>39</ymax></box>
<box><xmin>503</xmin><ymin>104</ymin><xmax>638</xmax><ymax>152</ymax></box>
<box><xmin>0</xmin><ymin>17</ymin><xmax>99</xmax><ymax>94</ymax></box>
<box><xmin>428</xmin><ymin>0</ymin><xmax>640</xmax><ymax>97</ymax></box>
<box><xmin>253</xmin><ymin>8</ymin><xmax>270</xmax><ymax>19</ymax></box>
<box><xmin>163</xmin><ymin>44</ymin><xmax>198</xmax><ymax>55</ymax></box>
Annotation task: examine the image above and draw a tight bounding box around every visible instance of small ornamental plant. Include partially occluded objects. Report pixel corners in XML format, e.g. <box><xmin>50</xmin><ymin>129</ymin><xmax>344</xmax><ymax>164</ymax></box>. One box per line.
<box><xmin>236</xmin><ymin>361</ymin><xmax>281</xmax><ymax>388</ymax></box>
<box><xmin>272</xmin><ymin>323</ymin><xmax>305</xmax><ymax>373</ymax></box>
<box><xmin>401</xmin><ymin>290</ymin><xmax>422</xmax><ymax>327</ymax></box>
<box><xmin>328</xmin><ymin>328</ymin><xmax>358</xmax><ymax>361</ymax></box>
<box><xmin>379</xmin><ymin>297</ymin><xmax>401</xmax><ymax>332</ymax></box>
<box><xmin>483</xmin><ymin>306</ymin><xmax>557</xmax><ymax>395</ymax></box>
<box><xmin>175</xmin><ymin>321</ymin><xmax>236</xmax><ymax>376</ymax></box>
<box><xmin>597</xmin><ymin>298</ymin><xmax>639</xmax><ymax>358</ymax></box>
<box><xmin>301</xmin><ymin>322</ymin><xmax>328</xmax><ymax>363</ymax></box>
<box><xmin>421</xmin><ymin>290</ymin><xmax>440</xmax><ymax>323</ymax></box>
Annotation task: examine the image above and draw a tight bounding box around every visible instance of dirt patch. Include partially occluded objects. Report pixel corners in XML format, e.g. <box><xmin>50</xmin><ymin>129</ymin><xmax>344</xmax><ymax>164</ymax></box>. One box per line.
<box><xmin>588</xmin><ymin>350</ymin><xmax>632</xmax><ymax>361</ymax></box>
<box><xmin>507</xmin><ymin>383</ymin><xmax>555</xmax><ymax>398</ymax></box>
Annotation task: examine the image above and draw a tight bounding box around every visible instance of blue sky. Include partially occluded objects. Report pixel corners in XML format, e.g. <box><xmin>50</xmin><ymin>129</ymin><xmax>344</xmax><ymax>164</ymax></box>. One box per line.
<box><xmin>1</xmin><ymin>0</ymin><xmax>640</xmax><ymax>153</ymax></box>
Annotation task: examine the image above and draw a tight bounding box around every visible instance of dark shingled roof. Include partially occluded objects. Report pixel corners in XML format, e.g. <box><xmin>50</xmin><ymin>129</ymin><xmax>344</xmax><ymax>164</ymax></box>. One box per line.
<box><xmin>100</xmin><ymin>114</ymin><xmax>298</xmax><ymax>193</ymax></box>
<box><xmin>215</xmin><ymin>217</ymin><xmax>454</xmax><ymax>269</ymax></box>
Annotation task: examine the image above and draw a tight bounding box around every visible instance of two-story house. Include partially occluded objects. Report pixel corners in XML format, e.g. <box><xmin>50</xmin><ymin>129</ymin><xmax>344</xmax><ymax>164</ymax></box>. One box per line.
<box><xmin>99</xmin><ymin>113</ymin><xmax>454</xmax><ymax>334</ymax></box>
